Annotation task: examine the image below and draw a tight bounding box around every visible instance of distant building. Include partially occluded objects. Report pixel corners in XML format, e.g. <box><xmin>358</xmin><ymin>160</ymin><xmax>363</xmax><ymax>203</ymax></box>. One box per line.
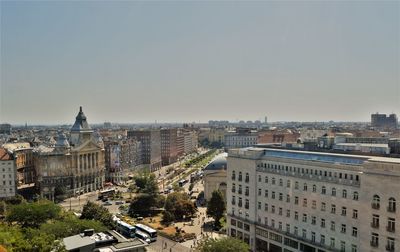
<box><xmin>0</xmin><ymin>147</ymin><xmax>17</xmax><ymax>198</ymax></box>
<box><xmin>119</xmin><ymin>138</ymin><xmax>142</xmax><ymax>172</ymax></box>
<box><xmin>224</xmin><ymin>128</ymin><xmax>258</xmax><ymax>149</ymax></box>
<box><xmin>0</xmin><ymin>124</ymin><xmax>12</xmax><ymax>135</ymax></box>
<box><xmin>161</xmin><ymin>128</ymin><xmax>178</xmax><ymax>165</ymax></box>
<box><xmin>176</xmin><ymin>131</ymin><xmax>185</xmax><ymax>157</ymax></box>
<box><xmin>104</xmin><ymin>141</ymin><xmax>122</xmax><ymax>184</ymax></box>
<box><xmin>182</xmin><ymin>129</ymin><xmax>198</xmax><ymax>154</ymax></box>
<box><xmin>371</xmin><ymin>113</ymin><xmax>398</xmax><ymax>129</ymax></box>
<box><xmin>203</xmin><ymin>153</ymin><xmax>227</xmax><ymax>201</ymax></box>
<box><xmin>257</xmin><ymin>129</ymin><xmax>300</xmax><ymax>144</ymax></box>
<box><xmin>127</xmin><ymin>130</ymin><xmax>161</xmax><ymax>171</ymax></box>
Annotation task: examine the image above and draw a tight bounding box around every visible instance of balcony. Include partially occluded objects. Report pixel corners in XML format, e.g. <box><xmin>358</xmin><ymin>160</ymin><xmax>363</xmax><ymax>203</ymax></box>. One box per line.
<box><xmin>372</xmin><ymin>203</ymin><xmax>380</xmax><ymax>210</ymax></box>
<box><xmin>371</xmin><ymin>222</ymin><xmax>379</xmax><ymax>229</ymax></box>
<box><xmin>386</xmin><ymin>226</ymin><xmax>395</xmax><ymax>233</ymax></box>
<box><xmin>387</xmin><ymin>206</ymin><xmax>396</xmax><ymax>213</ymax></box>
<box><xmin>386</xmin><ymin>245</ymin><xmax>395</xmax><ymax>252</ymax></box>
<box><xmin>370</xmin><ymin>241</ymin><xmax>379</xmax><ymax>247</ymax></box>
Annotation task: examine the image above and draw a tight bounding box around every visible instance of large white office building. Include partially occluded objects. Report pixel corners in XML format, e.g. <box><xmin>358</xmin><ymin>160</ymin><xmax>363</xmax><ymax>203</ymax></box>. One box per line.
<box><xmin>227</xmin><ymin>147</ymin><xmax>399</xmax><ymax>252</ymax></box>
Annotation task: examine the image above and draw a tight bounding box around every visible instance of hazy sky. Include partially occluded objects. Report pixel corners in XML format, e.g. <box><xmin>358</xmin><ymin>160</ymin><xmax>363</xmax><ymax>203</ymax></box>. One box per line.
<box><xmin>1</xmin><ymin>1</ymin><xmax>399</xmax><ymax>124</ymax></box>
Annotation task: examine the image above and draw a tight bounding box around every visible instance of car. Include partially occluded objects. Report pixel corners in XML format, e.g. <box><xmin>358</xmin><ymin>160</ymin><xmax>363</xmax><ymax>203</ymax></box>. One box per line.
<box><xmin>136</xmin><ymin>216</ymin><xmax>143</xmax><ymax>221</ymax></box>
<box><xmin>103</xmin><ymin>201</ymin><xmax>112</xmax><ymax>206</ymax></box>
<box><xmin>115</xmin><ymin>201</ymin><xmax>124</xmax><ymax>205</ymax></box>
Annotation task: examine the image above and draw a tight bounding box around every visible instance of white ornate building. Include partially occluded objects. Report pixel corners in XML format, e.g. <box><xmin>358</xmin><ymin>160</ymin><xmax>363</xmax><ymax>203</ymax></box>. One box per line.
<box><xmin>227</xmin><ymin>147</ymin><xmax>399</xmax><ymax>252</ymax></box>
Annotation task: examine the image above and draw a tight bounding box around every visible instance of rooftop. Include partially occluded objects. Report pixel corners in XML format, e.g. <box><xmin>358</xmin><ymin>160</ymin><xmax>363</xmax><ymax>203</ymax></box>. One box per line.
<box><xmin>204</xmin><ymin>152</ymin><xmax>228</xmax><ymax>171</ymax></box>
<box><xmin>71</xmin><ymin>106</ymin><xmax>93</xmax><ymax>132</ymax></box>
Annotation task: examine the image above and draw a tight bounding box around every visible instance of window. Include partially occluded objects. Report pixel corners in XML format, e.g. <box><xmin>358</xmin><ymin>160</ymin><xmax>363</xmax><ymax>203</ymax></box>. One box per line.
<box><xmin>279</xmin><ymin>179</ymin><xmax>283</xmax><ymax>186</ymax></box>
<box><xmin>257</xmin><ymin>188</ymin><xmax>260</xmax><ymax>196</ymax></box>
<box><xmin>302</xmin><ymin>229</ymin><xmax>307</xmax><ymax>239</ymax></box>
<box><xmin>295</xmin><ymin>211</ymin><xmax>298</xmax><ymax>220</ymax></box>
<box><xmin>387</xmin><ymin>237</ymin><xmax>395</xmax><ymax>251</ymax></box>
<box><xmin>372</xmin><ymin>195</ymin><xmax>380</xmax><ymax>209</ymax></box>
<box><xmin>302</xmin><ymin>214</ymin><xmax>307</xmax><ymax>222</ymax></box>
<box><xmin>312</xmin><ymin>200</ymin><xmax>316</xmax><ymax>209</ymax></box>
<box><xmin>330</xmin><ymin>221</ymin><xmax>335</xmax><ymax>231</ymax></box>
<box><xmin>265</xmin><ymin>176</ymin><xmax>268</xmax><ymax>183</ymax></box>
<box><xmin>311</xmin><ymin>216</ymin><xmax>316</xmax><ymax>225</ymax></box>
<box><xmin>279</xmin><ymin>207</ymin><xmax>282</xmax><ymax>216</ymax></box>
<box><xmin>232</xmin><ymin>196</ymin><xmax>236</xmax><ymax>205</ymax></box>
<box><xmin>264</xmin><ymin>203</ymin><xmax>268</xmax><ymax>211</ymax></box>
<box><xmin>342</xmin><ymin>189</ymin><xmax>347</xmax><ymax>198</ymax></box>
<box><xmin>271</xmin><ymin>219</ymin><xmax>275</xmax><ymax>228</ymax></box>
<box><xmin>340</xmin><ymin>241</ymin><xmax>346</xmax><ymax>252</ymax></box>
<box><xmin>286</xmin><ymin>209</ymin><xmax>290</xmax><ymax>217</ymax></box>
<box><xmin>286</xmin><ymin>224</ymin><xmax>290</xmax><ymax>233</ymax></box>
<box><xmin>295</xmin><ymin>196</ymin><xmax>299</xmax><ymax>205</ymax></box>
<box><xmin>295</xmin><ymin>181</ymin><xmax>299</xmax><ymax>189</ymax></box>
<box><xmin>286</xmin><ymin>180</ymin><xmax>291</xmax><ymax>188</ymax></box>
<box><xmin>238</xmin><ymin>185</ymin><xmax>242</xmax><ymax>194</ymax></box>
<box><xmin>272</xmin><ymin>177</ymin><xmax>275</xmax><ymax>185</ymax></box>
<box><xmin>371</xmin><ymin>233</ymin><xmax>379</xmax><ymax>247</ymax></box>
<box><xmin>246</xmin><ymin>186</ymin><xmax>249</xmax><ymax>196</ymax></box>
<box><xmin>264</xmin><ymin>217</ymin><xmax>268</xmax><ymax>225</ymax></box>
<box><xmin>272</xmin><ymin>191</ymin><xmax>275</xmax><ymax>199</ymax></box>
<box><xmin>322</xmin><ymin>186</ymin><xmax>326</xmax><ymax>194</ymax></box>
<box><xmin>271</xmin><ymin>205</ymin><xmax>275</xmax><ymax>213</ymax></box>
<box><xmin>245</xmin><ymin>199</ymin><xmax>249</xmax><ymax>209</ymax></box>
<box><xmin>312</xmin><ymin>184</ymin><xmax>316</xmax><ymax>192</ymax></box>
<box><xmin>232</xmin><ymin>183</ymin><xmax>236</xmax><ymax>193</ymax></box>
<box><xmin>352</xmin><ymin>227</ymin><xmax>358</xmax><ymax>237</ymax></box>
<box><xmin>320</xmin><ymin>235</ymin><xmax>325</xmax><ymax>245</ymax></box>
<box><xmin>245</xmin><ymin>173</ymin><xmax>249</xmax><ymax>183</ymax></box>
<box><xmin>321</xmin><ymin>202</ymin><xmax>326</xmax><ymax>211</ymax></box>
<box><xmin>372</xmin><ymin>214</ymin><xmax>379</xmax><ymax>228</ymax></box>
<box><xmin>341</xmin><ymin>224</ymin><xmax>346</xmax><ymax>233</ymax></box>
<box><xmin>232</xmin><ymin>171</ymin><xmax>236</xmax><ymax>180</ymax></box>
<box><xmin>321</xmin><ymin>218</ymin><xmax>326</xmax><ymax>228</ymax></box>
<box><xmin>286</xmin><ymin>194</ymin><xmax>290</xmax><ymax>203</ymax></box>
<box><xmin>265</xmin><ymin>189</ymin><xmax>268</xmax><ymax>198</ymax></box>
<box><xmin>330</xmin><ymin>238</ymin><xmax>335</xmax><ymax>248</ymax></box>
<box><xmin>341</xmin><ymin>207</ymin><xmax>347</xmax><ymax>216</ymax></box>
<box><xmin>238</xmin><ymin>172</ymin><xmax>242</xmax><ymax>181</ymax></box>
<box><xmin>294</xmin><ymin>226</ymin><xmax>298</xmax><ymax>236</ymax></box>
<box><xmin>353</xmin><ymin>209</ymin><xmax>358</xmax><ymax>219</ymax></box>
<box><xmin>311</xmin><ymin>232</ymin><xmax>316</xmax><ymax>242</ymax></box>
<box><xmin>351</xmin><ymin>244</ymin><xmax>357</xmax><ymax>252</ymax></box>
<box><xmin>388</xmin><ymin>197</ymin><xmax>396</xmax><ymax>212</ymax></box>
<box><xmin>303</xmin><ymin>198</ymin><xmax>307</xmax><ymax>207</ymax></box>
<box><xmin>331</xmin><ymin>204</ymin><xmax>336</xmax><ymax>214</ymax></box>
<box><xmin>279</xmin><ymin>193</ymin><xmax>283</xmax><ymax>201</ymax></box>
<box><xmin>332</xmin><ymin>187</ymin><xmax>336</xmax><ymax>196</ymax></box>
<box><xmin>353</xmin><ymin>192</ymin><xmax>359</xmax><ymax>201</ymax></box>
<box><xmin>238</xmin><ymin>197</ymin><xmax>242</xmax><ymax>207</ymax></box>
<box><xmin>258</xmin><ymin>202</ymin><xmax>261</xmax><ymax>210</ymax></box>
<box><xmin>303</xmin><ymin>183</ymin><xmax>307</xmax><ymax>191</ymax></box>
<box><xmin>279</xmin><ymin>222</ymin><xmax>282</xmax><ymax>230</ymax></box>
<box><xmin>387</xmin><ymin>218</ymin><xmax>395</xmax><ymax>232</ymax></box>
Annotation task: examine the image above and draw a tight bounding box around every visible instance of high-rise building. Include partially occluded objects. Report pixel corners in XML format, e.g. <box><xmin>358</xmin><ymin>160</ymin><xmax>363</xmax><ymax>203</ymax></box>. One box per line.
<box><xmin>371</xmin><ymin>113</ymin><xmax>398</xmax><ymax>129</ymax></box>
<box><xmin>127</xmin><ymin>130</ymin><xmax>161</xmax><ymax>171</ymax></box>
<box><xmin>161</xmin><ymin>128</ymin><xmax>178</xmax><ymax>166</ymax></box>
<box><xmin>227</xmin><ymin>147</ymin><xmax>400</xmax><ymax>252</ymax></box>
<box><xmin>0</xmin><ymin>147</ymin><xmax>17</xmax><ymax>199</ymax></box>
<box><xmin>0</xmin><ymin>124</ymin><xmax>12</xmax><ymax>135</ymax></box>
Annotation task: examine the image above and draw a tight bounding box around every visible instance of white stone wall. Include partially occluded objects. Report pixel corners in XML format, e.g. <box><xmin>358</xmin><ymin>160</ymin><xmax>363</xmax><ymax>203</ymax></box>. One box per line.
<box><xmin>0</xmin><ymin>159</ymin><xmax>16</xmax><ymax>198</ymax></box>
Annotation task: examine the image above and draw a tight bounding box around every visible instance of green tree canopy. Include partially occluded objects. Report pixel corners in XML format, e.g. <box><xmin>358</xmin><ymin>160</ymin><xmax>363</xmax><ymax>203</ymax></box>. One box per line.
<box><xmin>196</xmin><ymin>237</ymin><xmax>249</xmax><ymax>252</ymax></box>
<box><xmin>80</xmin><ymin>201</ymin><xmax>114</xmax><ymax>228</ymax></box>
<box><xmin>129</xmin><ymin>193</ymin><xmax>156</xmax><ymax>216</ymax></box>
<box><xmin>133</xmin><ymin>172</ymin><xmax>159</xmax><ymax>195</ymax></box>
<box><xmin>6</xmin><ymin>200</ymin><xmax>61</xmax><ymax>228</ymax></box>
<box><xmin>206</xmin><ymin>190</ymin><xmax>226</xmax><ymax>229</ymax></box>
<box><xmin>164</xmin><ymin>192</ymin><xmax>196</xmax><ymax>221</ymax></box>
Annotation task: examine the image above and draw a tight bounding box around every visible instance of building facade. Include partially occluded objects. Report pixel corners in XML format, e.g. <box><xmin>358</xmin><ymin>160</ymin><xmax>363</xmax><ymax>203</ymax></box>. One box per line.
<box><xmin>203</xmin><ymin>153</ymin><xmax>227</xmax><ymax>201</ymax></box>
<box><xmin>182</xmin><ymin>129</ymin><xmax>198</xmax><ymax>155</ymax></box>
<box><xmin>227</xmin><ymin>147</ymin><xmax>400</xmax><ymax>252</ymax></box>
<box><xmin>371</xmin><ymin>113</ymin><xmax>398</xmax><ymax>130</ymax></box>
<box><xmin>224</xmin><ymin>128</ymin><xmax>258</xmax><ymax>149</ymax></box>
<box><xmin>127</xmin><ymin>130</ymin><xmax>161</xmax><ymax>171</ymax></box>
<box><xmin>161</xmin><ymin>128</ymin><xmax>178</xmax><ymax>165</ymax></box>
<box><xmin>2</xmin><ymin>142</ymin><xmax>35</xmax><ymax>186</ymax></box>
<box><xmin>0</xmin><ymin>147</ymin><xmax>17</xmax><ymax>198</ymax></box>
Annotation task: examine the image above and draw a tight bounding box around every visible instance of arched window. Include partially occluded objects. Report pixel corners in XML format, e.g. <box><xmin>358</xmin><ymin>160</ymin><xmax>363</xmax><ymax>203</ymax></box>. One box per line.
<box><xmin>388</xmin><ymin>197</ymin><xmax>396</xmax><ymax>212</ymax></box>
<box><xmin>322</xmin><ymin>186</ymin><xmax>326</xmax><ymax>195</ymax></box>
<box><xmin>232</xmin><ymin>171</ymin><xmax>236</xmax><ymax>180</ymax></box>
<box><xmin>372</xmin><ymin>195</ymin><xmax>380</xmax><ymax>209</ymax></box>
<box><xmin>238</xmin><ymin>172</ymin><xmax>242</xmax><ymax>181</ymax></box>
<box><xmin>312</xmin><ymin>185</ymin><xmax>316</xmax><ymax>192</ymax></box>
<box><xmin>303</xmin><ymin>183</ymin><xmax>308</xmax><ymax>191</ymax></box>
<box><xmin>342</xmin><ymin>189</ymin><xmax>347</xmax><ymax>198</ymax></box>
<box><xmin>332</xmin><ymin>188</ymin><xmax>336</xmax><ymax>196</ymax></box>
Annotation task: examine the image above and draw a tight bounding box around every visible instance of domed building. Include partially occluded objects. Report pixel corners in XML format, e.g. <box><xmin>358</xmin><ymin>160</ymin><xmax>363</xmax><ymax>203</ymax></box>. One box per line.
<box><xmin>35</xmin><ymin>107</ymin><xmax>105</xmax><ymax>200</ymax></box>
<box><xmin>203</xmin><ymin>152</ymin><xmax>227</xmax><ymax>201</ymax></box>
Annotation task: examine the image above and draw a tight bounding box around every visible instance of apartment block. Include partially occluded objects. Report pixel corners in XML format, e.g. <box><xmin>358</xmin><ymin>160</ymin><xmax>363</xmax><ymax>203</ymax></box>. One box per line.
<box><xmin>127</xmin><ymin>130</ymin><xmax>161</xmax><ymax>171</ymax></box>
<box><xmin>0</xmin><ymin>147</ymin><xmax>17</xmax><ymax>198</ymax></box>
<box><xmin>161</xmin><ymin>128</ymin><xmax>178</xmax><ymax>165</ymax></box>
<box><xmin>227</xmin><ymin>147</ymin><xmax>400</xmax><ymax>252</ymax></box>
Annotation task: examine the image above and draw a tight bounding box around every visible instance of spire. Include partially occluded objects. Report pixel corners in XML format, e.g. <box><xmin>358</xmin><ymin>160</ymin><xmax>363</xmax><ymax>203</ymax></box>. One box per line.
<box><xmin>71</xmin><ymin>106</ymin><xmax>92</xmax><ymax>132</ymax></box>
<box><xmin>79</xmin><ymin>106</ymin><xmax>83</xmax><ymax>113</ymax></box>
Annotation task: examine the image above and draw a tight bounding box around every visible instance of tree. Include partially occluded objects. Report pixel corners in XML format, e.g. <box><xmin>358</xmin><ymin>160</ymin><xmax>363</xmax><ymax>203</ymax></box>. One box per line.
<box><xmin>206</xmin><ymin>190</ymin><xmax>226</xmax><ymax>229</ymax></box>
<box><xmin>6</xmin><ymin>200</ymin><xmax>61</xmax><ymax>228</ymax></box>
<box><xmin>196</xmin><ymin>237</ymin><xmax>249</xmax><ymax>252</ymax></box>
<box><xmin>164</xmin><ymin>192</ymin><xmax>196</xmax><ymax>221</ymax></box>
<box><xmin>129</xmin><ymin>193</ymin><xmax>156</xmax><ymax>216</ymax></box>
<box><xmin>161</xmin><ymin>211</ymin><xmax>174</xmax><ymax>225</ymax></box>
<box><xmin>133</xmin><ymin>172</ymin><xmax>159</xmax><ymax>195</ymax></box>
<box><xmin>80</xmin><ymin>201</ymin><xmax>114</xmax><ymax>228</ymax></box>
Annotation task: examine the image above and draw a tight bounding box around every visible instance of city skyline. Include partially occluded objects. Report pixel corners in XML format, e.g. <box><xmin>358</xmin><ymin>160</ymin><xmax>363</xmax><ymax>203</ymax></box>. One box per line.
<box><xmin>1</xmin><ymin>1</ymin><xmax>399</xmax><ymax>124</ymax></box>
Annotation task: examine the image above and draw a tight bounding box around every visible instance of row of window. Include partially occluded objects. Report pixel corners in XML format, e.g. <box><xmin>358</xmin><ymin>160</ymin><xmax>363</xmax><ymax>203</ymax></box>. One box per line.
<box><xmin>256</xmin><ymin>162</ymin><xmax>360</xmax><ymax>182</ymax></box>
<box><xmin>372</xmin><ymin>195</ymin><xmax>397</xmax><ymax>212</ymax></box>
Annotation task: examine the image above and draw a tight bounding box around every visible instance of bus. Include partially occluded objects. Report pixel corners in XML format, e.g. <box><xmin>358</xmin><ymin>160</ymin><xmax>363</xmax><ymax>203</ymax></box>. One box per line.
<box><xmin>178</xmin><ymin>179</ymin><xmax>188</xmax><ymax>187</ymax></box>
<box><xmin>98</xmin><ymin>188</ymin><xmax>115</xmax><ymax>200</ymax></box>
<box><xmin>135</xmin><ymin>230</ymin><xmax>151</xmax><ymax>243</ymax></box>
<box><xmin>115</xmin><ymin>220</ymin><xmax>136</xmax><ymax>238</ymax></box>
<box><xmin>134</xmin><ymin>223</ymin><xmax>157</xmax><ymax>242</ymax></box>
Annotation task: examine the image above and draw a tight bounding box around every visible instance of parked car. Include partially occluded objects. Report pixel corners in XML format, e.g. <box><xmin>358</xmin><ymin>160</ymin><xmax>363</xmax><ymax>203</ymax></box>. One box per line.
<box><xmin>115</xmin><ymin>201</ymin><xmax>124</xmax><ymax>205</ymax></box>
<box><xmin>103</xmin><ymin>201</ymin><xmax>112</xmax><ymax>206</ymax></box>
